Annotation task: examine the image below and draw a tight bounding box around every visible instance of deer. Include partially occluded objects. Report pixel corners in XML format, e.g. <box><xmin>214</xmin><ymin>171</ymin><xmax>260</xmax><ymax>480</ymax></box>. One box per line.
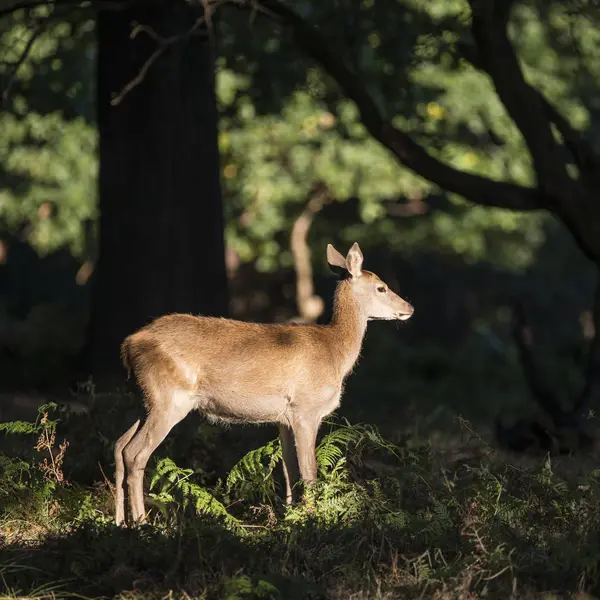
<box><xmin>114</xmin><ymin>242</ymin><xmax>414</xmax><ymax>525</ymax></box>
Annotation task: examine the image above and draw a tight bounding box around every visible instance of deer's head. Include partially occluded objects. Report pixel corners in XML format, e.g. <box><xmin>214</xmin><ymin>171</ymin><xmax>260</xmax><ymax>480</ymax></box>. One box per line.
<box><xmin>327</xmin><ymin>242</ymin><xmax>414</xmax><ymax>321</ymax></box>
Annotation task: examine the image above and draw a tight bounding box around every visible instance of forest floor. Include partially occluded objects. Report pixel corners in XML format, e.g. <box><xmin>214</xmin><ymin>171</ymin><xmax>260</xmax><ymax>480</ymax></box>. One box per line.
<box><xmin>1</xmin><ymin>390</ymin><xmax>600</xmax><ymax>600</ymax></box>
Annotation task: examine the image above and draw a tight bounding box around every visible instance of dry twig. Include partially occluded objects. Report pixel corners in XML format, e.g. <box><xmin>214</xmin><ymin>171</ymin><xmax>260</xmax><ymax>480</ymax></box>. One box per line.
<box><xmin>111</xmin><ymin>0</ymin><xmax>221</xmax><ymax>106</ymax></box>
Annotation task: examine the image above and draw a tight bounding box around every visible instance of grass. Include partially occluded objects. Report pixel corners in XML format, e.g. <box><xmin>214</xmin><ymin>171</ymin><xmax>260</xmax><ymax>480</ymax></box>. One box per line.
<box><xmin>2</xmin><ymin>396</ymin><xmax>600</xmax><ymax>599</ymax></box>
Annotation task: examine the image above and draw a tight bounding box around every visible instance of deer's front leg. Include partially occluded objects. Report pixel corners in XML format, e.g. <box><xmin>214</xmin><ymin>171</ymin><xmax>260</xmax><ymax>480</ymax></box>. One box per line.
<box><xmin>292</xmin><ymin>416</ymin><xmax>320</xmax><ymax>484</ymax></box>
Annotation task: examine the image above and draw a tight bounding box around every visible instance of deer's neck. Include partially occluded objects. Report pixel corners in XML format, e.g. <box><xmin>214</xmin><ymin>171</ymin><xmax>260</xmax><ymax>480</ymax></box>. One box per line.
<box><xmin>328</xmin><ymin>280</ymin><xmax>368</xmax><ymax>377</ymax></box>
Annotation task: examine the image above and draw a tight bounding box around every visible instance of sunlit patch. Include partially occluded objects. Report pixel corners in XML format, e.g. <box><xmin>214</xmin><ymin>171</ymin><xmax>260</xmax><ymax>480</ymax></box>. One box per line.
<box><xmin>223</xmin><ymin>163</ymin><xmax>238</xmax><ymax>179</ymax></box>
<box><xmin>581</xmin><ymin>310</ymin><xmax>595</xmax><ymax>341</ymax></box>
<box><xmin>302</xmin><ymin>115</ymin><xmax>318</xmax><ymax>132</ymax></box>
<box><xmin>462</xmin><ymin>152</ymin><xmax>478</xmax><ymax>168</ymax></box>
<box><xmin>426</xmin><ymin>102</ymin><xmax>445</xmax><ymax>120</ymax></box>
<box><xmin>75</xmin><ymin>261</ymin><xmax>94</xmax><ymax>285</ymax></box>
<box><xmin>239</xmin><ymin>210</ymin><xmax>254</xmax><ymax>227</ymax></box>
<box><xmin>318</xmin><ymin>112</ymin><xmax>335</xmax><ymax>129</ymax></box>
<box><xmin>0</xmin><ymin>240</ymin><xmax>7</xmax><ymax>264</ymax></box>
<box><xmin>38</xmin><ymin>202</ymin><xmax>52</xmax><ymax>219</ymax></box>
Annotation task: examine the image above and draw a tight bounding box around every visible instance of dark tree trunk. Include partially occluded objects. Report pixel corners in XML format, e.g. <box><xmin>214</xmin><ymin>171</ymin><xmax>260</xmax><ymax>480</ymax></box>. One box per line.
<box><xmin>82</xmin><ymin>0</ymin><xmax>228</xmax><ymax>382</ymax></box>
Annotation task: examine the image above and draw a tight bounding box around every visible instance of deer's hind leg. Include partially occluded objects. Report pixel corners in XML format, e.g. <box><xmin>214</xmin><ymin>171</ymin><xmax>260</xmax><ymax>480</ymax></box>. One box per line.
<box><xmin>120</xmin><ymin>341</ymin><xmax>198</xmax><ymax>524</ymax></box>
<box><xmin>115</xmin><ymin>419</ymin><xmax>141</xmax><ymax>526</ymax></box>
<box><xmin>279</xmin><ymin>424</ymin><xmax>299</xmax><ymax>504</ymax></box>
<box><xmin>122</xmin><ymin>390</ymin><xmax>194</xmax><ymax>524</ymax></box>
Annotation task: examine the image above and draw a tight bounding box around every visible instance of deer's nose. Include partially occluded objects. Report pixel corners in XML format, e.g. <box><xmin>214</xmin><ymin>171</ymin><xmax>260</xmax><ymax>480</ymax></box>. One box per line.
<box><xmin>399</xmin><ymin>304</ymin><xmax>414</xmax><ymax>320</ymax></box>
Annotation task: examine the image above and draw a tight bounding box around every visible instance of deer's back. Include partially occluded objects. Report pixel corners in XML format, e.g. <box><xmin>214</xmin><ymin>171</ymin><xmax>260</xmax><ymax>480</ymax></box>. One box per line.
<box><xmin>125</xmin><ymin>313</ymin><xmax>340</xmax><ymax>397</ymax></box>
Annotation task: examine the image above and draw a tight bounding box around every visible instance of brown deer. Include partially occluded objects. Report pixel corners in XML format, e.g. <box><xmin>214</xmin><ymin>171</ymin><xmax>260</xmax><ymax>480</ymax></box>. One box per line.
<box><xmin>114</xmin><ymin>242</ymin><xmax>414</xmax><ymax>525</ymax></box>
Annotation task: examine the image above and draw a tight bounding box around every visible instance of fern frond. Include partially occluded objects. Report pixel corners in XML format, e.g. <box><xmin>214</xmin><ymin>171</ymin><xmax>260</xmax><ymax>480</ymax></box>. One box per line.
<box><xmin>0</xmin><ymin>420</ymin><xmax>40</xmax><ymax>435</ymax></box>
<box><xmin>0</xmin><ymin>402</ymin><xmax>59</xmax><ymax>435</ymax></box>
<box><xmin>149</xmin><ymin>457</ymin><xmax>243</xmax><ymax>532</ymax></box>
<box><xmin>226</xmin><ymin>438</ymin><xmax>282</xmax><ymax>503</ymax></box>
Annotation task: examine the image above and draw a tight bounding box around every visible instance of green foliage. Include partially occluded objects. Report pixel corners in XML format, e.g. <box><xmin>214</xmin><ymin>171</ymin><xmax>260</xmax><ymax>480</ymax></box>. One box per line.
<box><xmin>0</xmin><ymin>112</ymin><xmax>97</xmax><ymax>256</ymax></box>
<box><xmin>0</xmin><ymin>454</ymin><xmax>31</xmax><ymax>495</ymax></box>
<box><xmin>216</xmin><ymin>0</ymin><xmax>564</xmax><ymax>272</ymax></box>
<box><xmin>316</xmin><ymin>418</ymin><xmax>403</xmax><ymax>472</ymax></box>
<box><xmin>0</xmin><ymin>402</ymin><xmax>68</xmax><ymax>527</ymax></box>
<box><xmin>1</xmin><ymin>1</ymin><xmax>600</xmax><ymax>596</ymax></box>
<box><xmin>217</xmin><ymin>61</ymin><xmax>549</xmax><ymax>271</ymax></box>
<box><xmin>4</xmin><ymin>404</ymin><xmax>600</xmax><ymax>598</ymax></box>
<box><xmin>0</xmin><ymin>7</ymin><xmax>96</xmax><ymax>257</ymax></box>
<box><xmin>226</xmin><ymin>437</ymin><xmax>282</xmax><ymax>504</ymax></box>
<box><xmin>221</xmin><ymin>574</ymin><xmax>280</xmax><ymax>600</ymax></box>
<box><xmin>149</xmin><ymin>456</ymin><xmax>243</xmax><ymax>532</ymax></box>
<box><xmin>0</xmin><ymin>0</ymin><xmax>595</xmax><ymax>412</ymax></box>
<box><xmin>0</xmin><ymin>401</ymin><xmax>57</xmax><ymax>435</ymax></box>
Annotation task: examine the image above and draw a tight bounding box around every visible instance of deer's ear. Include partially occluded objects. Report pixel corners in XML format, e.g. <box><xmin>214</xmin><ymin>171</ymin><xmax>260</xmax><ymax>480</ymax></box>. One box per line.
<box><xmin>346</xmin><ymin>242</ymin><xmax>363</xmax><ymax>278</ymax></box>
<box><xmin>327</xmin><ymin>244</ymin><xmax>349</xmax><ymax>279</ymax></box>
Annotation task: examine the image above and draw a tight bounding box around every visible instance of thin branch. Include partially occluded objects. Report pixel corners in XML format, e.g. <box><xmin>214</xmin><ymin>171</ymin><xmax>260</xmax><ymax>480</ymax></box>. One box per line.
<box><xmin>110</xmin><ymin>14</ymin><xmax>207</xmax><ymax>106</ymax></box>
<box><xmin>109</xmin><ymin>37</ymin><xmax>163</xmax><ymax>106</ymax></box>
<box><xmin>0</xmin><ymin>0</ymin><xmax>158</xmax><ymax>109</ymax></box>
<box><xmin>227</xmin><ymin>0</ymin><xmax>544</xmax><ymax>213</ymax></box>
<box><xmin>1</xmin><ymin>19</ymin><xmax>43</xmax><ymax>104</ymax></box>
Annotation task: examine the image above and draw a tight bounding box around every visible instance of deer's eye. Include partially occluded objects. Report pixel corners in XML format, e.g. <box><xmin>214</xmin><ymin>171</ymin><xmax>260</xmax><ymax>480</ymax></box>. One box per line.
<box><xmin>377</xmin><ymin>286</ymin><xmax>387</xmax><ymax>293</ymax></box>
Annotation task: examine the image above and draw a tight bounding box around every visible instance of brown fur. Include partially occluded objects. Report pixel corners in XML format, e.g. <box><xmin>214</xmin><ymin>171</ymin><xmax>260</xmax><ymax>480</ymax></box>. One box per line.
<box><xmin>114</xmin><ymin>243</ymin><xmax>414</xmax><ymax>525</ymax></box>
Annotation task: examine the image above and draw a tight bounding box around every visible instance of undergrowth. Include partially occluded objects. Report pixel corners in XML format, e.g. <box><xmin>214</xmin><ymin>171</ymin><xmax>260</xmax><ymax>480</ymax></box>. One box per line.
<box><xmin>2</xmin><ymin>403</ymin><xmax>600</xmax><ymax>599</ymax></box>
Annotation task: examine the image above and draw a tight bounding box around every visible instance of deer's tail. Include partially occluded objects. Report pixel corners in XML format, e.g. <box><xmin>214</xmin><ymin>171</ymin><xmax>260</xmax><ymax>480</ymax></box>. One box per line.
<box><xmin>120</xmin><ymin>336</ymin><xmax>133</xmax><ymax>380</ymax></box>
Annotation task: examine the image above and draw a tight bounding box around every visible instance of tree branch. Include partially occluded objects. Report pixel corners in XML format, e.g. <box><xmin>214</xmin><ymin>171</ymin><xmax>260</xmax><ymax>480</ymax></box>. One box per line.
<box><xmin>536</xmin><ymin>94</ymin><xmax>600</xmax><ymax>182</ymax></box>
<box><xmin>229</xmin><ymin>0</ymin><xmax>544</xmax><ymax>213</ymax></box>
<box><xmin>463</xmin><ymin>2</ymin><xmax>600</xmax><ymax>263</ymax></box>
<box><xmin>459</xmin><ymin>41</ymin><xmax>600</xmax><ymax>183</ymax></box>
<box><xmin>468</xmin><ymin>0</ymin><xmax>578</xmax><ymax>202</ymax></box>
<box><xmin>110</xmin><ymin>14</ymin><xmax>208</xmax><ymax>106</ymax></box>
